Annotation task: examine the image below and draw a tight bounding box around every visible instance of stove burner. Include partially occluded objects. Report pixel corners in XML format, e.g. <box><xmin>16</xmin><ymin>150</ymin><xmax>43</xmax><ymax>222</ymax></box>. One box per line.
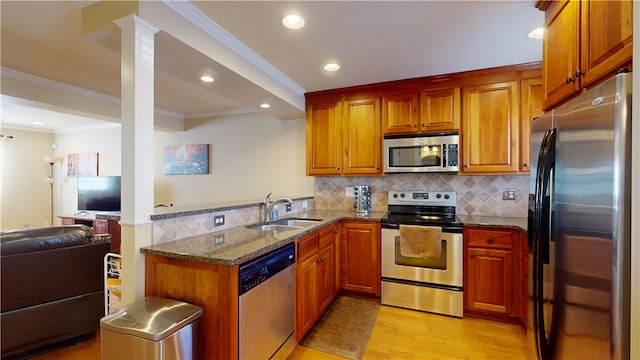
<box><xmin>382</xmin><ymin>190</ymin><xmax>462</xmax><ymax>229</ymax></box>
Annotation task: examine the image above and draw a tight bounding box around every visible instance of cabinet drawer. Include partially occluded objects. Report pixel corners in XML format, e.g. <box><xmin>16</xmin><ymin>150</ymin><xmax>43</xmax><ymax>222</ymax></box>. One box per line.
<box><xmin>466</xmin><ymin>228</ymin><xmax>512</xmax><ymax>249</ymax></box>
<box><xmin>297</xmin><ymin>233</ymin><xmax>319</xmax><ymax>262</ymax></box>
<box><xmin>318</xmin><ymin>226</ymin><xmax>334</xmax><ymax>249</ymax></box>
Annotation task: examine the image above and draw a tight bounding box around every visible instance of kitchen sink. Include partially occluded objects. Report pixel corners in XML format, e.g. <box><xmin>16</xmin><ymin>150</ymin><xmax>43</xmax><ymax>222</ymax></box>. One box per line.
<box><xmin>247</xmin><ymin>224</ymin><xmax>302</xmax><ymax>232</ymax></box>
<box><xmin>246</xmin><ymin>218</ymin><xmax>323</xmax><ymax>232</ymax></box>
<box><xmin>271</xmin><ymin>218</ymin><xmax>323</xmax><ymax>227</ymax></box>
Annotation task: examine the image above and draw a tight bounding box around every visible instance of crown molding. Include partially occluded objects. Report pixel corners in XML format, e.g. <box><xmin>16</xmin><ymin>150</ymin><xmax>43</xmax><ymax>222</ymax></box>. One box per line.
<box><xmin>1</xmin><ymin>67</ymin><xmax>184</xmax><ymax>120</ymax></box>
<box><xmin>163</xmin><ymin>0</ymin><xmax>306</xmax><ymax>98</ymax></box>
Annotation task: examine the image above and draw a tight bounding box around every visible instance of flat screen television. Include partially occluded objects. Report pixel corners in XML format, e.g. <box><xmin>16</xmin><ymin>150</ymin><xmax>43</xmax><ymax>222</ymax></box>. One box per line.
<box><xmin>77</xmin><ymin>176</ymin><xmax>121</xmax><ymax>212</ymax></box>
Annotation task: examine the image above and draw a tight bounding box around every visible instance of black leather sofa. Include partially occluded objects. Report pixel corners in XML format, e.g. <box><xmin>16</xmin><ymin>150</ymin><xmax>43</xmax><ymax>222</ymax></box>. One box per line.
<box><xmin>1</xmin><ymin>225</ymin><xmax>110</xmax><ymax>359</ymax></box>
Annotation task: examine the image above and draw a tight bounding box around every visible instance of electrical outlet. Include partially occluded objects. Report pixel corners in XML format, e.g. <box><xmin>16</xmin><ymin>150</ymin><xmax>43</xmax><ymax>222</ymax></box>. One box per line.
<box><xmin>214</xmin><ymin>215</ymin><xmax>225</xmax><ymax>227</ymax></box>
<box><xmin>502</xmin><ymin>189</ymin><xmax>516</xmax><ymax>200</ymax></box>
<box><xmin>345</xmin><ymin>187</ymin><xmax>355</xmax><ymax>197</ymax></box>
<box><xmin>302</xmin><ymin>200</ymin><xmax>308</xmax><ymax>209</ymax></box>
<box><xmin>213</xmin><ymin>234</ymin><xmax>225</xmax><ymax>245</ymax></box>
<box><xmin>286</xmin><ymin>203</ymin><xmax>292</xmax><ymax>212</ymax></box>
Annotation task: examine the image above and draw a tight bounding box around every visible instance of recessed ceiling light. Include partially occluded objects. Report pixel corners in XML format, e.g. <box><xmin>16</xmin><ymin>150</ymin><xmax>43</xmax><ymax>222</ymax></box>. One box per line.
<box><xmin>323</xmin><ymin>63</ymin><xmax>340</xmax><ymax>72</ymax></box>
<box><xmin>282</xmin><ymin>14</ymin><xmax>305</xmax><ymax>29</ymax></box>
<box><xmin>200</xmin><ymin>75</ymin><xmax>214</xmax><ymax>83</ymax></box>
<box><xmin>528</xmin><ymin>27</ymin><xmax>543</xmax><ymax>39</ymax></box>
<box><xmin>260</xmin><ymin>103</ymin><xmax>271</xmax><ymax>109</ymax></box>
<box><xmin>33</xmin><ymin>121</ymin><xmax>45</xmax><ymax>126</ymax></box>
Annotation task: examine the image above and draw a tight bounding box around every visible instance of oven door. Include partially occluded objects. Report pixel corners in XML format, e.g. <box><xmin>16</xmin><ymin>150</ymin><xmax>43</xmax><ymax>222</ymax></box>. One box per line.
<box><xmin>381</xmin><ymin>227</ymin><xmax>462</xmax><ymax>287</ymax></box>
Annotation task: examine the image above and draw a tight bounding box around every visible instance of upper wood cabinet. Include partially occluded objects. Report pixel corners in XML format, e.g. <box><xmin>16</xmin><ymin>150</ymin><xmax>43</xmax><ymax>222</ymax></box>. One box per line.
<box><xmin>306</xmin><ymin>96</ymin><xmax>381</xmax><ymax>176</ymax></box>
<box><xmin>520</xmin><ymin>77</ymin><xmax>544</xmax><ymax>173</ymax></box>
<box><xmin>306</xmin><ymin>99</ymin><xmax>342</xmax><ymax>175</ymax></box>
<box><xmin>461</xmin><ymin>81</ymin><xmax>520</xmax><ymax>174</ymax></box>
<box><xmin>382</xmin><ymin>93</ymin><xmax>420</xmax><ymax>134</ymax></box>
<box><xmin>540</xmin><ymin>0</ymin><xmax>633</xmax><ymax>110</ymax></box>
<box><xmin>382</xmin><ymin>88</ymin><xmax>460</xmax><ymax>135</ymax></box>
<box><xmin>420</xmin><ymin>88</ymin><xmax>461</xmax><ymax>132</ymax></box>
<box><xmin>342</xmin><ymin>98</ymin><xmax>382</xmax><ymax>175</ymax></box>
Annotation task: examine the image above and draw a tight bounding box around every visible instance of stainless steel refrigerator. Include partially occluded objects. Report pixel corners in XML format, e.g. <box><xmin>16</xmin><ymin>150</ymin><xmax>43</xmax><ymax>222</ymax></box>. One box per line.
<box><xmin>527</xmin><ymin>72</ymin><xmax>632</xmax><ymax>360</ymax></box>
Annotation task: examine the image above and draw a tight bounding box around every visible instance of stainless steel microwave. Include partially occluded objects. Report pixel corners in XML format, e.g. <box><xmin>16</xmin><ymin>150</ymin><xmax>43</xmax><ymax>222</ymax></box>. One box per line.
<box><xmin>383</xmin><ymin>132</ymin><xmax>459</xmax><ymax>173</ymax></box>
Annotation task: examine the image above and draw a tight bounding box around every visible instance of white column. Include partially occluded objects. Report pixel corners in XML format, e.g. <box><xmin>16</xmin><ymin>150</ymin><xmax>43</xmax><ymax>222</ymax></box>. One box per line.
<box><xmin>114</xmin><ymin>14</ymin><xmax>159</xmax><ymax>305</ymax></box>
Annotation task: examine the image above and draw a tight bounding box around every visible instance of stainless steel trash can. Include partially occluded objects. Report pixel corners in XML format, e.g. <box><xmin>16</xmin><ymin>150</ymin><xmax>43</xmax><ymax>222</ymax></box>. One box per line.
<box><xmin>100</xmin><ymin>296</ymin><xmax>203</xmax><ymax>360</ymax></box>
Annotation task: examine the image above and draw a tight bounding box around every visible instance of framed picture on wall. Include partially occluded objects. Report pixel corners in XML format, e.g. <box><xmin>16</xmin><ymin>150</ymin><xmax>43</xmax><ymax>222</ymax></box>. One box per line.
<box><xmin>163</xmin><ymin>144</ymin><xmax>209</xmax><ymax>175</ymax></box>
<box><xmin>68</xmin><ymin>152</ymin><xmax>98</xmax><ymax>177</ymax></box>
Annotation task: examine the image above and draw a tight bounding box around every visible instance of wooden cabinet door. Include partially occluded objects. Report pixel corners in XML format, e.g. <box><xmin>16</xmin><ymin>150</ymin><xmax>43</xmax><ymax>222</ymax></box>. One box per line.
<box><xmin>382</xmin><ymin>93</ymin><xmax>420</xmax><ymax>134</ymax></box>
<box><xmin>306</xmin><ymin>100</ymin><xmax>342</xmax><ymax>175</ymax></box>
<box><xmin>466</xmin><ymin>247</ymin><xmax>513</xmax><ymax>315</ymax></box>
<box><xmin>580</xmin><ymin>0</ymin><xmax>633</xmax><ymax>86</ymax></box>
<box><xmin>543</xmin><ymin>0</ymin><xmax>580</xmax><ymax>110</ymax></box>
<box><xmin>520</xmin><ymin>77</ymin><xmax>544</xmax><ymax>173</ymax></box>
<box><xmin>295</xmin><ymin>253</ymin><xmax>318</xmax><ymax>341</ymax></box>
<box><xmin>420</xmin><ymin>88</ymin><xmax>460</xmax><ymax>132</ymax></box>
<box><xmin>340</xmin><ymin>221</ymin><xmax>381</xmax><ymax>296</ymax></box>
<box><xmin>461</xmin><ymin>81</ymin><xmax>519</xmax><ymax>174</ymax></box>
<box><xmin>317</xmin><ymin>243</ymin><xmax>334</xmax><ymax>313</ymax></box>
<box><xmin>342</xmin><ymin>98</ymin><xmax>382</xmax><ymax>175</ymax></box>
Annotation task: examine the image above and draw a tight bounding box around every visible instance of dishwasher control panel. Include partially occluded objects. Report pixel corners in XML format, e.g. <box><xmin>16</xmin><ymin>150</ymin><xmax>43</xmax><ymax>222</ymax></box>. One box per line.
<box><xmin>239</xmin><ymin>243</ymin><xmax>295</xmax><ymax>295</ymax></box>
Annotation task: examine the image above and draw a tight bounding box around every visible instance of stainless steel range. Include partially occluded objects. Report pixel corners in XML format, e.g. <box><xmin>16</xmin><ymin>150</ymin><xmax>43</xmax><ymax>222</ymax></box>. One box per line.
<box><xmin>381</xmin><ymin>190</ymin><xmax>463</xmax><ymax>317</ymax></box>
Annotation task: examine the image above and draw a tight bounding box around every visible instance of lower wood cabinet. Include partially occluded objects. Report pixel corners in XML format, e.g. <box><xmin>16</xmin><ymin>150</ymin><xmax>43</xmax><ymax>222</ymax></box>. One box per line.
<box><xmin>295</xmin><ymin>225</ymin><xmax>338</xmax><ymax>341</ymax></box>
<box><xmin>340</xmin><ymin>220</ymin><xmax>381</xmax><ymax>296</ymax></box>
<box><xmin>464</xmin><ymin>226</ymin><xmax>526</xmax><ymax>324</ymax></box>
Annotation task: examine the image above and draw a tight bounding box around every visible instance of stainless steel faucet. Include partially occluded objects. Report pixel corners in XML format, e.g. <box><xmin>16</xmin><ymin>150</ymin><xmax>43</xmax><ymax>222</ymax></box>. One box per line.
<box><xmin>264</xmin><ymin>194</ymin><xmax>293</xmax><ymax>222</ymax></box>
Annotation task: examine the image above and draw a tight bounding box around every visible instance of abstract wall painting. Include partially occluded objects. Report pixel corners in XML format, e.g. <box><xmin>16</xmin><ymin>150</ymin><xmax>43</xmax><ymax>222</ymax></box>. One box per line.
<box><xmin>67</xmin><ymin>152</ymin><xmax>99</xmax><ymax>177</ymax></box>
<box><xmin>163</xmin><ymin>144</ymin><xmax>209</xmax><ymax>175</ymax></box>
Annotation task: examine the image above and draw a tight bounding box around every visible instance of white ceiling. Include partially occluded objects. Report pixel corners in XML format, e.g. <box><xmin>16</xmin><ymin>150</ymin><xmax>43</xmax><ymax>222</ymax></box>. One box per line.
<box><xmin>0</xmin><ymin>1</ymin><xmax>543</xmax><ymax>133</ymax></box>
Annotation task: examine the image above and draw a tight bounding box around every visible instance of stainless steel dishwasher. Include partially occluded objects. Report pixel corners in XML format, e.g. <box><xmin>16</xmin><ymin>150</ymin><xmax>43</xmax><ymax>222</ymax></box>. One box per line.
<box><xmin>239</xmin><ymin>243</ymin><xmax>295</xmax><ymax>359</ymax></box>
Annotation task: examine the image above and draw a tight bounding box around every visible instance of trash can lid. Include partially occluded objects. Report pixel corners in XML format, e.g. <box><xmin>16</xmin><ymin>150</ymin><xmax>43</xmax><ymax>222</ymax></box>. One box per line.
<box><xmin>100</xmin><ymin>296</ymin><xmax>203</xmax><ymax>341</ymax></box>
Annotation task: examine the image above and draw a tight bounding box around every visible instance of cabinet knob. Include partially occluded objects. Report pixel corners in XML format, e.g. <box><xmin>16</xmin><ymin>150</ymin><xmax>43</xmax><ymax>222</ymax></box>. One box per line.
<box><xmin>566</xmin><ymin>77</ymin><xmax>575</xmax><ymax>84</ymax></box>
<box><xmin>413</xmin><ymin>124</ymin><xmax>417</xmax><ymax>128</ymax></box>
<box><xmin>487</xmin><ymin>237</ymin><xmax>493</xmax><ymax>243</ymax></box>
<box><xmin>464</xmin><ymin>164</ymin><xmax>469</xmax><ymax>168</ymax></box>
<box><xmin>575</xmin><ymin>70</ymin><xmax>585</xmax><ymax>78</ymax></box>
<box><xmin>470</xmin><ymin>253</ymin><xmax>475</xmax><ymax>258</ymax></box>
<box><xmin>524</xmin><ymin>162</ymin><xmax>529</xmax><ymax>167</ymax></box>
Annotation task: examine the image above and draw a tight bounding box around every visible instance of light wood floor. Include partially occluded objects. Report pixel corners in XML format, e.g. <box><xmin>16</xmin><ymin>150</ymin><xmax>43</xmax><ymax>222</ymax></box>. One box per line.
<box><xmin>31</xmin><ymin>305</ymin><xmax>525</xmax><ymax>360</ymax></box>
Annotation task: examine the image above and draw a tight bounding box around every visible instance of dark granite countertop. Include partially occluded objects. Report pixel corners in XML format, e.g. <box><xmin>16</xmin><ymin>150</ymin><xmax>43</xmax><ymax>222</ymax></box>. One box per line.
<box><xmin>150</xmin><ymin>195</ymin><xmax>314</xmax><ymax>220</ymax></box>
<box><xmin>460</xmin><ymin>215</ymin><xmax>527</xmax><ymax>232</ymax></box>
<box><xmin>93</xmin><ymin>196</ymin><xmax>315</xmax><ymax>221</ymax></box>
<box><xmin>140</xmin><ymin>210</ymin><xmax>385</xmax><ymax>266</ymax></box>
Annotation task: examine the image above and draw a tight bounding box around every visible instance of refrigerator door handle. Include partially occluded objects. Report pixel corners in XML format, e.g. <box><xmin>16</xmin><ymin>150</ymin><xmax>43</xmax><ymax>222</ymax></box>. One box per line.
<box><xmin>532</xmin><ymin>128</ymin><xmax>556</xmax><ymax>360</ymax></box>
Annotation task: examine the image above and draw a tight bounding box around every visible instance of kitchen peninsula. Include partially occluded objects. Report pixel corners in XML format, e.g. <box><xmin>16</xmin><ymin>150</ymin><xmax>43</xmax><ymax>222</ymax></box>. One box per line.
<box><xmin>141</xmin><ymin>200</ymin><xmax>384</xmax><ymax>360</ymax></box>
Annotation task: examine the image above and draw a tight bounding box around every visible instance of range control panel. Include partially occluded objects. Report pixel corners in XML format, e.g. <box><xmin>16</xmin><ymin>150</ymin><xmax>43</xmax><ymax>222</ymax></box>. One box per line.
<box><xmin>388</xmin><ymin>190</ymin><xmax>456</xmax><ymax>207</ymax></box>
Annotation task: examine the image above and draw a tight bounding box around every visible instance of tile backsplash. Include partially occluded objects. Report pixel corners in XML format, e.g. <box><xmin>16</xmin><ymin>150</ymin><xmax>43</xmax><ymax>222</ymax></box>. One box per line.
<box><xmin>313</xmin><ymin>174</ymin><xmax>530</xmax><ymax>217</ymax></box>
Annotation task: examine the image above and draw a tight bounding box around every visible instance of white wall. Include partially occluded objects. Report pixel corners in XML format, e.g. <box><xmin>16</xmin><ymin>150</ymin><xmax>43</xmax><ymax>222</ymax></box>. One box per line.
<box><xmin>0</xmin><ymin>128</ymin><xmax>55</xmax><ymax>230</ymax></box>
<box><xmin>153</xmin><ymin>113</ymin><xmax>313</xmax><ymax>206</ymax></box>
<box><xmin>48</xmin><ymin>112</ymin><xmax>313</xmax><ymax>216</ymax></box>
<box><xmin>54</xmin><ymin>125</ymin><xmax>122</xmax><ymax>217</ymax></box>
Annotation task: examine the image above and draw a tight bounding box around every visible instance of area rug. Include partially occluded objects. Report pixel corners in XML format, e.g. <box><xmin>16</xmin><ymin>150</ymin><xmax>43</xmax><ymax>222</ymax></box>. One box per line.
<box><xmin>301</xmin><ymin>295</ymin><xmax>380</xmax><ymax>359</ymax></box>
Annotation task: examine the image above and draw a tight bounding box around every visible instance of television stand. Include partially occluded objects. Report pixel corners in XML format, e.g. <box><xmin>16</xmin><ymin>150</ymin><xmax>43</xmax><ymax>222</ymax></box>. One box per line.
<box><xmin>59</xmin><ymin>214</ymin><xmax>120</xmax><ymax>254</ymax></box>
